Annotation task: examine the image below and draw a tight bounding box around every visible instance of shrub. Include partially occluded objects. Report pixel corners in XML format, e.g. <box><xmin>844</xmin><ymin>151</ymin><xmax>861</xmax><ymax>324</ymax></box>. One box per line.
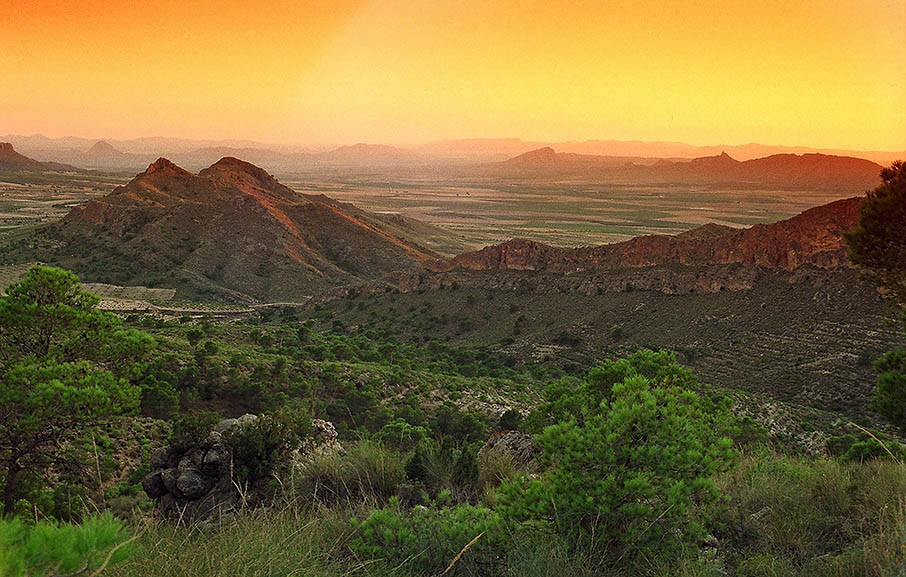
<box><xmin>497</xmin><ymin>408</ymin><xmax>523</xmax><ymax>431</ymax></box>
<box><xmin>225</xmin><ymin>406</ymin><xmax>314</xmax><ymax>488</ymax></box>
<box><xmin>871</xmin><ymin>348</ymin><xmax>906</xmax><ymax>432</ymax></box>
<box><xmin>714</xmin><ymin>451</ymin><xmax>906</xmax><ymax>575</ymax></box>
<box><xmin>168</xmin><ymin>411</ymin><xmax>220</xmax><ymax>454</ymax></box>
<box><xmin>499</xmin><ymin>354</ymin><xmax>737</xmax><ymax>566</ymax></box>
<box><xmin>350</xmin><ymin>499</ymin><xmax>504</xmax><ymax>575</ymax></box>
<box><xmin>295</xmin><ymin>441</ymin><xmax>405</xmax><ymax>506</ymax></box>
<box><xmin>478</xmin><ymin>451</ymin><xmax>521</xmax><ymax>489</ymax></box>
<box><xmin>0</xmin><ymin>513</ymin><xmax>134</xmax><ymax>577</ymax></box>
<box><xmin>375</xmin><ymin>418</ymin><xmax>428</xmax><ymax>451</ymax></box>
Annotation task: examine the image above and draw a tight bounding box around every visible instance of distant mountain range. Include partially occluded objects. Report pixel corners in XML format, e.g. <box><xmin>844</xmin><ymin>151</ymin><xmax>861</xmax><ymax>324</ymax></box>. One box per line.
<box><xmin>19</xmin><ymin>157</ymin><xmax>463</xmax><ymax>301</ymax></box>
<box><xmin>498</xmin><ymin>148</ymin><xmax>883</xmax><ymax>191</ymax></box>
<box><xmin>429</xmin><ymin>196</ymin><xmax>864</xmax><ymax>274</ymax></box>
<box><xmin>423</xmin><ymin>138</ymin><xmax>905</xmax><ymax>165</ymax></box>
<box><xmin>3</xmin><ymin>134</ymin><xmax>902</xmax><ymax>173</ymax></box>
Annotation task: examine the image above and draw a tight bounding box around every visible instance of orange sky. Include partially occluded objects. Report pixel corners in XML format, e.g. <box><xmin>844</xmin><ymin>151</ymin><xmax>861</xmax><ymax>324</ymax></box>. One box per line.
<box><xmin>2</xmin><ymin>0</ymin><xmax>905</xmax><ymax>150</ymax></box>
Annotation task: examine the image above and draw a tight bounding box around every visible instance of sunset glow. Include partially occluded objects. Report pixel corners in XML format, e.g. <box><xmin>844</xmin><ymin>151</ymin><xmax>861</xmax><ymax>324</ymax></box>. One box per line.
<box><xmin>2</xmin><ymin>0</ymin><xmax>905</xmax><ymax>150</ymax></box>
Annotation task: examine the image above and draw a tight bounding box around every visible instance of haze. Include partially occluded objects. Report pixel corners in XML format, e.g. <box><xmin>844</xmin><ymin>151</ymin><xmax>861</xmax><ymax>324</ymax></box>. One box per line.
<box><xmin>2</xmin><ymin>0</ymin><xmax>905</xmax><ymax>151</ymax></box>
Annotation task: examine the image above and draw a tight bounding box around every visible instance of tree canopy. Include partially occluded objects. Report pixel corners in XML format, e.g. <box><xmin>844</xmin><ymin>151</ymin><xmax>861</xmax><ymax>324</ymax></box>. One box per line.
<box><xmin>0</xmin><ymin>266</ymin><xmax>152</xmax><ymax>516</ymax></box>
<box><xmin>846</xmin><ymin>160</ymin><xmax>906</xmax><ymax>303</ymax></box>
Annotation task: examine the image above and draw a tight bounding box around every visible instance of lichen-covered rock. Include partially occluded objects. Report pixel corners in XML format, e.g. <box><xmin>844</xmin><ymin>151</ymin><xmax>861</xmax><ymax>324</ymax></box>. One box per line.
<box><xmin>176</xmin><ymin>470</ymin><xmax>210</xmax><ymax>499</ymax></box>
<box><xmin>141</xmin><ymin>471</ymin><xmax>166</xmax><ymax>499</ymax></box>
<box><xmin>143</xmin><ymin>415</ymin><xmax>341</xmax><ymax>521</ymax></box>
<box><xmin>478</xmin><ymin>430</ymin><xmax>538</xmax><ymax>470</ymax></box>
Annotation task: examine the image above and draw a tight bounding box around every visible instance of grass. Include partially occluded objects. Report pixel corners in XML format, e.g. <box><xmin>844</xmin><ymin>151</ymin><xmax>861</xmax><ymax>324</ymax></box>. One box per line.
<box><xmin>714</xmin><ymin>451</ymin><xmax>906</xmax><ymax>577</ymax></box>
<box><xmin>293</xmin><ymin>441</ymin><xmax>407</xmax><ymax>507</ymax></box>
<box><xmin>102</xmin><ymin>446</ymin><xmax>906</xmax><ymax>577</ymax></box>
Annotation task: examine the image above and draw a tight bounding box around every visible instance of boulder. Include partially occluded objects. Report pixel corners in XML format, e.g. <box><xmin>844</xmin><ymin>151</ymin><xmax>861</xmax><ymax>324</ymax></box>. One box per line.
<box><xmin>143</xmin><ymin>415</ymin><xmax>341</xmax><ymax>522</ymax></box>
<box><xmin>176</xmin><ymin>470</ymin><xmax>210</xmax><ymax>499</ymax></box>
<box><xmin>478</xmin><ymin>430</ymin><xmax>538</xmax><ymax>470</ymax></box>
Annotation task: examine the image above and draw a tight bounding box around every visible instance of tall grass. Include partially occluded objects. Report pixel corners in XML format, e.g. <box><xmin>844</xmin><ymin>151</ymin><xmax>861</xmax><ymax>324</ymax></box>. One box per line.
<box><xmin>110</xmin><ymin>447</ymin><xmax>906</xmax><ymax>577</ymax></box>
<box><xmin>714</xmin><ymin>451</ymin><xmax>906</xmax><ymax>577</ymax></box>
<box><xmin>107</xmin><ymin>508</ymin><xmax>367</xmax><ymax>577</ymax></box>
<box><xmin>292</xmin><ymin>440</ymin><xmax>406</xmax><ymax>507</ymax></box>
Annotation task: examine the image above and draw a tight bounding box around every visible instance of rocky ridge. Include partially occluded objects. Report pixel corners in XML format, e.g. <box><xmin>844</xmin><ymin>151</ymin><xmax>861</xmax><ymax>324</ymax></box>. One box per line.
<box><xmin>428</xmin><ymin>197</ymin><xmax>863</xmax><ymax>275</ymax></box>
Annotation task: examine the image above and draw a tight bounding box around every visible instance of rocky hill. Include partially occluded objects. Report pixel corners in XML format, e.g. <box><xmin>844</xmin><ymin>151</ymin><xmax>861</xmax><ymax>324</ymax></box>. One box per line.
<box><xmin>429</xmin><ymin>197</ymin><xmax>862</xmax><ymax>273</ymax></box>
<box><xmin>653</xmin><ymin>152</ymin><xmax>882</xmax><ymax>189</ymax></box>
<box><xmin>0</xmin><ymin>142</ymin><xmax>79</xmax><ymax>172</ymax></box>
<box><xmin>496</xmin><ymin>148</ymin><xmax>882</xmax><ymax>191</ymax></box>
<box><xmin>40</xmin><ymin>157</ymin><xmax>454</xmax><ymax>300</ymax></box>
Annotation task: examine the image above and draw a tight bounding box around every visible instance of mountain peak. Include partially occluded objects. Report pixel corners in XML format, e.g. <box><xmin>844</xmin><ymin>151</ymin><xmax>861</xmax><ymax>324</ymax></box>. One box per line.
<box><xmin>88</xmin><ymin>140</ymin><xmax>121</xmax><ymax>156</ymax></box>
<box><xmin>144</xmin><ymin>157</ymin><xmax>187</xmax><ymax>176</ymax></box>
<box><xmin>505</xmin><ymin>147</ymin><xmax>559</xmax><ymax>165</ymax></box>
<box><xmin>0</xmin><ymin>142</ymin><xmax>47</xmax><ymax>170</ymax></box>
<box><xmin>199</xmin><ymin>157</ymin><xmax>290</xmax><ymax>198</ymax></box>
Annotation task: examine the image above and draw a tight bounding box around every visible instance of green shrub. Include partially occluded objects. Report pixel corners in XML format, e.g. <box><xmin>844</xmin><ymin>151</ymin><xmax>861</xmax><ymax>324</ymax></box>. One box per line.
<box><xmin>168</xmin><ymin>410</ymin><xmax>220</xmax><ymax>454</ymax></box>
<box><xmin>0</xmin><ymin>513</ymin><xmax>134</xmax><ymax>577</ymax></box>
<box><xmin>350</xmin><ymin>499</ymin><xmax>504</xmax><ymax>575</ymax></box>
<box><xmin>375</xmin><ymin>418</ymin><xmax>428</xmax><ymax>451</ymax></box>
<box><xmin>871</xmin><ymin>348</ymin><xmax>906</xmax><ymax>432</ymax></box>
<box><xmin>499</xmin><ymin>353</ymin><xmax>736</xmax><ymax>566</ymax></box>
<box><xmin>225</xmin><ymin>406</ymin><xmax>314</xmax><ymax>488</ymax></box>
<box><xmin>715</xmin><ymin>451</ymin><xmax>906</xmax><ymax>576</ymax></box>
<box><xmin>497</xmin><ymin>408</ymin><xmax>523</xmax><ymax>431</ymax></box>
<box><xmin>478</xmin><ymin>451</ymin><xmax>522</xmax><ymax>490</ymax></box>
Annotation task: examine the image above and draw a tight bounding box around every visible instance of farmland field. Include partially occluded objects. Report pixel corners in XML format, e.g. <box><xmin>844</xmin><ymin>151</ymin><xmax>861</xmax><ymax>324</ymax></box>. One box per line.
<box><xmin>284</xmin><ymin>173</ymin><xmax>860</xmax><ymax>248</ymax></box>
<box><xmin>0</xmin><ymin>172</ymin><xmax>125</xmax><ymax>230</ymax></box>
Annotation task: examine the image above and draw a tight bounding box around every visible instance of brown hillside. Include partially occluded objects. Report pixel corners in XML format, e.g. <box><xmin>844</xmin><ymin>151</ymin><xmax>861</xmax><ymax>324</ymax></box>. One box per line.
<box><xmin>429</xmin><ymin>197</ymin><xmax>863</xmax><ymax>273</ymax></box>
<box><xmin>58</xmin><ymin>157</ymin><xmax>445</xmax><ymax>300</ymax></box>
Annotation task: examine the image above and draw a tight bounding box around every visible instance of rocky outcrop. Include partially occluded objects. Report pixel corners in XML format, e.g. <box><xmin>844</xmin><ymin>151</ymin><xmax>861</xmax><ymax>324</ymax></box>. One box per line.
<box><xmin>429</xmin><ymin>197</ymin><xmax>863</xmax><ymax>274</ymax></box>
<box><xmin>142</xmin><ymin>414</ymin><xmax>341</xmax><ymax>521</ymax></box>
<box><xmin>478</xmin><ymin>430</ymin><xmax>538</xmax><ymax>470</ymax></box>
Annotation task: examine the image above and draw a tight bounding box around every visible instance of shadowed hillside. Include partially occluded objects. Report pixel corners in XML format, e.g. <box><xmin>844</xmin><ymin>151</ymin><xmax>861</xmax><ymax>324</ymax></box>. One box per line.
<box><xmin>4</xmin><ymin>157</ymin><xmax>464</xmax><ymax>301</ymax></box>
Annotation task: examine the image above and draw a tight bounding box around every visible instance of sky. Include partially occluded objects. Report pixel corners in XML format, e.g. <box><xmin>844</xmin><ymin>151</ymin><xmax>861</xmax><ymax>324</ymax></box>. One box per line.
<box><xmin>1</xmin><ymin>0</ymin><xmax>905</xmax><ymax>150</ymax></box>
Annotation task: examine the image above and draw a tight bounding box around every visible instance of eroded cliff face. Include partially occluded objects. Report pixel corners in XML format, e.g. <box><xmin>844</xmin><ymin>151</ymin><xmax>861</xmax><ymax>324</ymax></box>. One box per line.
<box><xmin>428</xmin><ymin>197</ymin><xmax>863</xmax><ymax>274</ymax></box>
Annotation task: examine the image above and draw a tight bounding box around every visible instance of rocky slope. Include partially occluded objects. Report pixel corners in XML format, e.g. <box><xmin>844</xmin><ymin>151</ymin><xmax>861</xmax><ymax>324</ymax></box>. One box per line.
<box><xmin>429</xmin><ymin>197</ymin><xmax>862</xmax><ymax>274</ymax></box>
<box><xmin>0</xmin><ymin>142</ymin><xmax>79</xmax><ymax>172</ymax></box>
<box><xmin>51</xmin><ymin>157</ymin><xmax>451</xmax><ymax>300</ymax></box>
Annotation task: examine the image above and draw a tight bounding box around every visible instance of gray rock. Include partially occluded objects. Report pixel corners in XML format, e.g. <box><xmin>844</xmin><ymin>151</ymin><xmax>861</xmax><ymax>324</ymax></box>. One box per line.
<box><xmin>141</xmin><ymin>471</ymin><xmax>166</xmax><ymax>498</ymax></box>
<box><xmin>213</xmin><ymin>418</ymin><xmax>239</xmax><ymax>434</ymax></box>
<box><xmin>176</xmin><ymin>470</ymin><xmax>210</xmax><ymax>499</ymax></box>
<box><xmin>149</xmin><ymin>447</ymin><xmax>172</xmax><ymax>470</ymax></box>
<box><xmin>144</xmin><ymin>413</ymin><xmax>341</xmax><ymax>522</ymax></box>
<box><xmin>201</xmin><ymin>444</ymin><xmax>230</xmax><ymax>476</ymax></box>
<box><xmin>160</xmin><ymin>468</ymin><xmax>180</xmax><ymax>496</ymax></box>
<box><xmin>178</xmin><ymin>449</ymin><xmax>204</xmax><ymax>473</ymax></box>
<box><xmin>203</xmin><ymin>430</ymin><xmax>223</xmax><ymax>447</ymax></box>
<box><xmin>478</xmin><ymin>430</ymin><xmax>537</xmax><ymax>470</ymax></box>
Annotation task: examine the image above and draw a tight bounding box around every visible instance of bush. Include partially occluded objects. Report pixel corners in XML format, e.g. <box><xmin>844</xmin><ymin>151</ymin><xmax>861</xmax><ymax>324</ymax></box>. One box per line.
<box><xmin>871</xmin><ymin>348</ymin><xmax>906</xmax><ymax>432</ymax></box>
<box><xmin>0</xmin><ymin>513</ymin><xmax>134</xmax><ymax>577</ymax></box>
<box><xmin>375</xmin><ymin>418</ymin><xmax>428</xmax><ymax>451</ymax></box>
<box><xmin>478</xmin><ymin>451</ymin><xmax>521</xmax><ymax>490</ymax></box>
<box><xmin>350</xmin><ymin>499</ymin><xmax>504</xmax><ymax>575</ymax></box>
<box><xmin>225</xmin><ymin>406</ymin><xmax>314</xmax><ymax>488</ymax></box>
<box><xmin>168</xmin><ymin>411</ymin><xmax>220</xmax><ymax>454</ymax></box>
<box><xmin>499</xmin><ymin>353</ymin><xmax>737</xmax><ymax>566</ymax></box>
<box><xmin>497</xmin><ymin>408</ymin><xmax>523</xmax><ymax>431</ymax></box>
<box><xmin>714</xmin><ymin>451</ymin><xmax>906</xmax><ymax>575</ymax></box>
